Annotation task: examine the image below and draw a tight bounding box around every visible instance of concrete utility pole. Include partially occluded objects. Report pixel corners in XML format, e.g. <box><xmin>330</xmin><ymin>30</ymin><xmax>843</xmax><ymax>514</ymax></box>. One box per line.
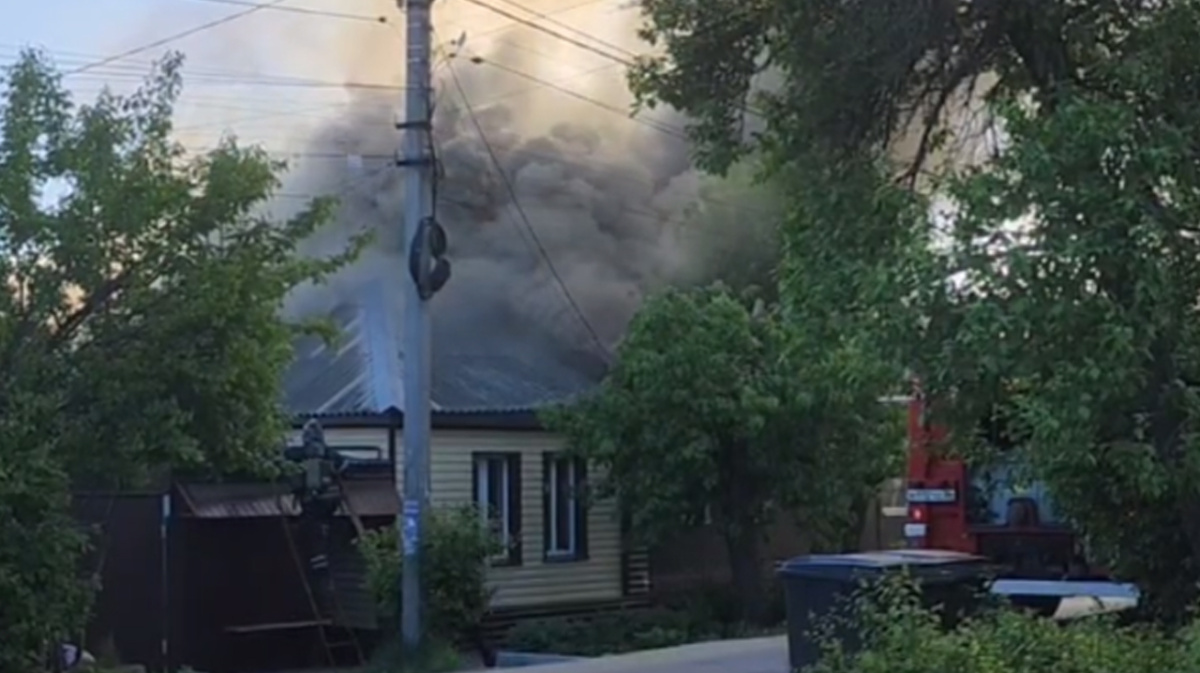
<box><xmin>397</xmin><ymin>0</ymin><xmax>440</xmax><ymax>652</ymax></box>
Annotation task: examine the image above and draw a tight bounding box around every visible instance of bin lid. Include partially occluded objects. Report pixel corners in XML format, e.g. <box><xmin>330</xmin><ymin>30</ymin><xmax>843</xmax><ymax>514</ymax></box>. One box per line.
<box><xmin>778</xmin><ymin>549</ymin><xmax>990</xmax><ymax>583</ymax></box>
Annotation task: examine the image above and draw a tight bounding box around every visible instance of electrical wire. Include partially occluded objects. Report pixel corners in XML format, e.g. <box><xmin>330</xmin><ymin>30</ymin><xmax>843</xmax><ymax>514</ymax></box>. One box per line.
<box><xmin>65</xmin><ymin>68</ymin><xmax>403</xmax><ymax>92</ymax></box>
<box><xmin>464</xmin><ymin>54</ymin><xmax>686</xmax><ymax>140</ymax></box>
<box><xmin>0</xmin><ymin>44</ymin><xmax>315</xmax><ymax>83</ymax></box>
<box><xmin>454</xmin><ymin>0</ymin><xmax>767</xmax><ymax>120</ymax></box>
<box><xmin>162</xmin><ymin>58</ymin><xmax>624</xmax><ymax>138</ymax></box>
<box><xmin>182</xmin><ymin>142</ymin><xmax>687</xmax><ymax>222</ymax></box>
<box><xmin>186</xmin><ymin>0</ymin><xmax>390</xmax><ymax>23</ymax></box>
<box><xmin>64</xmin><ymin>0</ymin><xmax>292</xmax><ymax>76</ymax></box>
<box><xmin>439</xmin><ymin>0</ymin><xmax>617</xmax><ymax>44</ymax></box>
<box><xmin>2</xmin><ymin>43</ymin><xmax>407</xmax><ymax>97</ymax></box>
<box><xmin>456</xmin><ymin>0</ymin><xmax>632</xmax><ymax>66</ymax></box>
<box><xmin>442</xmin><ymin>55</ymin><xmax>612</xmax><ymax>360</ymax></box>
<box><xmin>489</xmin><ymin>0</ymin><xmax>635</xmax><ymax>58</ymax></box>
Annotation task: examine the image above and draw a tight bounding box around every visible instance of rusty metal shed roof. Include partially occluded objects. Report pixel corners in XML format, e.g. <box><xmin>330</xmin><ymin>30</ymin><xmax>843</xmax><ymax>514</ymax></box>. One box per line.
<box><xmin>176</xmin><ymin>478</ymin><xmax>399</xmax><ymax>519</ymax></box>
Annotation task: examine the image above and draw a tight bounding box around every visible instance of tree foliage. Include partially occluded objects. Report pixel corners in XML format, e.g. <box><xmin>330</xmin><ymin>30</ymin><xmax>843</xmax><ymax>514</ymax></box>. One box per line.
<box><xmin>360</xmin><ymin>506</ymin><xmax>499</xmax><ymax>648</ymax></box>
<box><xmin>0</xmin><ymin>49</ymin><xmax>352</xmax><ymax>668</ymax></box>
<box><xmin>919</xmin><ymin>7</ymin><xmax>1200</xmax><ymax>620</ymax></box>
<box><xmin>631</xmin><ymin>0</ymin><xmax>1200</xmax><ymax>623</ymax></box>
<box><xmin>629</xmin><ymin>0</ymin><xmax>1157</xmax><ymax>179</ymax></box>
<box><xmin>544</xmin><ymin>285</ymin><xmax>902</xmax><ymax>622</ymax></box>
<box><xmin>813</xmin><ymin>575</ymin><xmax>1200</xmax><ymax>673</ymax></box>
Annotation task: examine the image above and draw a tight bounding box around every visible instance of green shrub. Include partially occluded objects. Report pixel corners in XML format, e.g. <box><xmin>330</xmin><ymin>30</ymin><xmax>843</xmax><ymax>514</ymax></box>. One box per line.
<box><xmin>0</xmin><ymin>444</ymin><xmax>92</xmax><ymax>672</ymax></box>
<box><xmin>358</xmin><ymin>505</ymin><xmax>500</xmax><ymax>648</ymax></box>
<box><xmin>364</xmin><ymin>636</ymin><xmax>462</xmax><ymax>673</ymax></box>
<box><xmin>654</xmin><ymin>576</ymin><xmax>787</xmax><ymax>634</ymax></box>
<box><xmin>809</xmin><ymin>576</ymin><xmax>1200</xmax><ymax>673</ymax></box>
<box><xmin>506</xmin><ymin>577</ymin><xmax>790</xmax><ymax>658</ymax></box>
<box><xmin>506</xmin><ymin>609</ymin><xmax>719</xmax><ymax>656</ymax></box>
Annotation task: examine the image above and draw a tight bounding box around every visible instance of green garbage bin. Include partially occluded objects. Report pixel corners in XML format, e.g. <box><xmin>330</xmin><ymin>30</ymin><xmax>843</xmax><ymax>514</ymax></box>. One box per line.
<box><xmin>777</xmin><ymin>549</ymin><xmax>991</xmax><ymax>670</ymax></box>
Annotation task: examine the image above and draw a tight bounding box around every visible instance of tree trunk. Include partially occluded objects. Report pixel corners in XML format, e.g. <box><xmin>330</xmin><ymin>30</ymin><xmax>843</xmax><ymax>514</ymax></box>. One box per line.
<box><xmin>723</xmin><ymin>524</ymin><xmax>767</xmax><ymax>625</ymax></box>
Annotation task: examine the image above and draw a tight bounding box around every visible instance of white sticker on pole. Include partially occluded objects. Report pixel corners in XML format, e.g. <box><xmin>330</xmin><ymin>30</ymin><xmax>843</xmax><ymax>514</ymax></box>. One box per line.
<box><xmin>904</xmin><ymin>523</ymin><xmax>928</xmax><ymax>538</ymax></box>
<box><xmin>402</xmin><ymin>499</ymin><xmax>420</xmax><ymax>556</ymax></box>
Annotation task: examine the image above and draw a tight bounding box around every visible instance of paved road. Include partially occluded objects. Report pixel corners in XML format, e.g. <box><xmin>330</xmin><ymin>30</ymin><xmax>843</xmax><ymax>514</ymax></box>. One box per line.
<box><xmin>500</xmin><ymin>637</ymin><xmax>789</xmax><ymax>673</ymax></box>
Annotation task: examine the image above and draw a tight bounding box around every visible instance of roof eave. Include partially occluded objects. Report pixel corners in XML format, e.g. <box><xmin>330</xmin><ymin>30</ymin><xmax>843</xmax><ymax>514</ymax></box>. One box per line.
<box><xmin>292</xmin><ymin>405</ymin><xmax>547</xmax><ymax>431</ymax></box>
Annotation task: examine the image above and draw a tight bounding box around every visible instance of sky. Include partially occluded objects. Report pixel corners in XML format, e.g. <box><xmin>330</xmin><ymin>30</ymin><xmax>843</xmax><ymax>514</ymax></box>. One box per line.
<box><xmin>3</xmin><ymin>0</ymin><xmax>415</xmax><ymax>150</ymax></box>
<box><xmin>3</xmin><ymin>0</ymin><xmax>148</xmax><ymax>52</ymax></box>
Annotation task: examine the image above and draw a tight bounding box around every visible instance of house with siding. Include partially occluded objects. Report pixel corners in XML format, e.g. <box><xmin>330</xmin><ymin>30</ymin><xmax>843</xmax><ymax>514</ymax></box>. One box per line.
<box><xmin>276</xmin><ymin>284</ymin><xmax>650</xmax><ymax>613</ymax></box>
<box><xmin>143</xmin><ymin>284</ymin><xmax>650</xmax><ymax>672</ymax></box>
<box><xmin>77</xmin><ymin>280</ymin><xmax>893</xmax><ymax>672</ymax></box>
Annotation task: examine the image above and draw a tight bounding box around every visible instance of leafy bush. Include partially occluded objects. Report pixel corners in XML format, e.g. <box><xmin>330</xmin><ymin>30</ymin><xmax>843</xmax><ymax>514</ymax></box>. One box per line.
<box><xmin>359</xmin><ymin>505</ymin><xmax>499</xmax><ymax>647</ymax></box>
<box><xmin>0</xmin><ymin>425</ymin><xmax>93</xmax><ymax>672</ymax></box>
<box><xmin>810</xmin><ymin>576</ymin><xmax>1200</xmax><ymax>673</ymax></box>
<box><xmin>657</xmin><ymin>577</ymin><xmax>788</xmax><ymax>629</ymax></box>
<box><xmin>506</xmin><ymin>576</ymin><xmax>789</xmax><ymax>657</ymax></box>
<box><xmin>506</xmin><ymin>609</ymin><xmax>706</xmax><ymax>656</ymax></box>
<box><xmin>363</xmin><ymin>636</ymin><xmax>462</xmax><ymax>673</ymax></box>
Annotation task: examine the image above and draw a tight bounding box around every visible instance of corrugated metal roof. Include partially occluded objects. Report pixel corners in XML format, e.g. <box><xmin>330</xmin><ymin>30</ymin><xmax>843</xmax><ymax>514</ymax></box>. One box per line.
<box><xmin>430</xmin><ymin>352</ymin><xmax>595</xmax><ymax>411</ymax></box>
<box><xmin>282</xmin><ymin>280</ymin><xmax>604</xmax><ymax>417</ymax></box>
<box><xmin>177</xmin><ymin>479</ymin><xmax>400</xmax><ymax>519</ymax></box>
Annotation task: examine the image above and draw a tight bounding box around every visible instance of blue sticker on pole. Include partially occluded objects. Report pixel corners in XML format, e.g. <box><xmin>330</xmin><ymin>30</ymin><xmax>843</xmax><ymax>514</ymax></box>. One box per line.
<box><xmin>402</xmin><ymin>499</ymin><xmax>420</xmax><ymax>556</ymax></box>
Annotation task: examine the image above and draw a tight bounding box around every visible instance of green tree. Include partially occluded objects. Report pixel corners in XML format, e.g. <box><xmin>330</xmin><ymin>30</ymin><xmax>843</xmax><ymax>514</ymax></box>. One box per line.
<box><xmin>920</xmin><ymin>7</ymin><xmax>1200</xmax><ymax>621</ymax></box>
<box><xmin>0</xmin><ymin>49</ymin><xmax>353</xmax><ymax>668</ymax></box>
<box><xmin>544</xmin><ymin>285</ymin><xmax>902</xmax><ymax>623</ymax></box>
<box><xmin>629</xmin><ymin>0</ymin><xmax>1200</xmax><ymax>621</ymax></box>
<box><xmin>627</xmin><ymin>0</ymin><xmax>1161</xmax><ymax>180</ymax></box>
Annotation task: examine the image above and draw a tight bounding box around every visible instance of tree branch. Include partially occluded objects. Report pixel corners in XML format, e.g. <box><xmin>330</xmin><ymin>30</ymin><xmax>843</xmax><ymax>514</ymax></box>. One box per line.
<box><xmin>46</xmin><ymin>269</ymin><xmax>136</xmax><ymax>351</ymax></box>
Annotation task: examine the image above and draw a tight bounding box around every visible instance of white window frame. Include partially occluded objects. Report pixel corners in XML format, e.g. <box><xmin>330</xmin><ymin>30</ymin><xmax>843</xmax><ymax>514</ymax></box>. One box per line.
<box><xmin>545</xmin><ymin>455</ymin><xmax>580</xmax><ymax>558</ymax></box>
<box><xmin>474</xmin><ymin>454</ymin><xmax>517</xmax><ymax>562</ymax></box>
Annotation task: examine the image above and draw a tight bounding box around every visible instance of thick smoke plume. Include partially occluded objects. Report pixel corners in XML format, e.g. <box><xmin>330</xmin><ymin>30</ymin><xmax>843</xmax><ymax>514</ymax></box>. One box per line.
<box><xmin>275</xmin><ymin>0</ymin><xmax>747</xmax><ymax>369</ymax></box>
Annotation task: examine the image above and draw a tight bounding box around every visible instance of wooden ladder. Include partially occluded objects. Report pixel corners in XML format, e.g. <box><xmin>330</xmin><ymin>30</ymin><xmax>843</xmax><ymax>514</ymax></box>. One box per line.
<box><xmin>277</xmin><ymin>490</ymin><xmax>367</xmax><ymax>668</ymax></box>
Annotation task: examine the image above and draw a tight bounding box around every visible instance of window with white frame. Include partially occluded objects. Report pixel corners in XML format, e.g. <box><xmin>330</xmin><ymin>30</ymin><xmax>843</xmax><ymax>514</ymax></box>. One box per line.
<box><xmin>543</xmin><ymin>453</ymin><xmax>587</xmax><ymax>561</ymax></box>
<box><xmin>473</xmin><ymin>453</ymin><xmax>522</xmax><ymax>565</ymax></box>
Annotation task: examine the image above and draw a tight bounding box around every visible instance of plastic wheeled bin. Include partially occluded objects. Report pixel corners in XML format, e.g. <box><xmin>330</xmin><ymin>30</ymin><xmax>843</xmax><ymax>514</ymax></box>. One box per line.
<box><xmin>777</xmin><ymin>549</ymin><xmax>992</xmax><ymax>670</ymax></box>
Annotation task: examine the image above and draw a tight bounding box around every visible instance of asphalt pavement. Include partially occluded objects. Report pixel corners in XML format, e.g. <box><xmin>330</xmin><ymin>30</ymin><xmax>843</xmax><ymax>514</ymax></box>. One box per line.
<box><xmin>495</xmin><ymin>637</ymin><xmax>789</xmax><ymax>673</ymax></box>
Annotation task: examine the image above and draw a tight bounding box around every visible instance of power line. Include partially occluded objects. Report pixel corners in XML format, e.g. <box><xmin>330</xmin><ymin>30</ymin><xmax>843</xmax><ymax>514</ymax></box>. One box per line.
<box><xmin>440</xmin><ymin>0</ymin><xmax>618</xmax><ymax>43</ymax></box>
<box><xmin>451</xmin><ymin>0</ymin><xmax>766</xmax><ymax>121</ymax></box>
<box><xmin>55</xmin><ymin>66</ymin><xmax>405</xmax><ymax>92</ymax></box>
<box><xmin>490</xmin><ymin>0</ymin><xmax>635</xmax><ymax>58</ymax></box>
<box><xmin>65</xmin><ymin>0</ymin><xmax>291</xmax><ymax>76</ymax></box>
<box><xmin>463</xmin><ymin>54</ymin><xmax>686</xmax><ymax>140</ymax></box>
<box><xmin>186</xmin><ymin>0</ymin><xmax>389</xmax><ymax>23</ymax></box>
<box><xmin>191</xmin><ymin>142</ymin><xmax>677</xmax><ymax>221</ymax></box>
<box><xmin>443</xmin><ymin>55</ymin><xmax>612</xmax><ymax>360</ymax></box>
<box><xmin>456</xmin><ymin>0</ymin><xmax>632</xmax><ymax>66</ymax></box>
<box><xmin>2</xmin><ymin>43</ymin><xmax>399</xmax><ymax>93</ymax></box>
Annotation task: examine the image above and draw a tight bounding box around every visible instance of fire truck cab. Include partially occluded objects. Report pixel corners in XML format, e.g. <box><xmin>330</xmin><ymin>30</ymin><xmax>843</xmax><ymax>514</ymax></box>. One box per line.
<box><xmin>901</xmin><ymin>389</ymin><xmax>1139</xmax><ymax>615</ymax></box>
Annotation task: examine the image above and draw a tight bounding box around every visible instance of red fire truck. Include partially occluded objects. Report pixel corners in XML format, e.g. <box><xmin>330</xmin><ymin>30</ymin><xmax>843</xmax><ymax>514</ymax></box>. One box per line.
<box><xmin>901</xmin><ymin>388</ymin><xmax>1139</xmax><ymax>615</ymax></box>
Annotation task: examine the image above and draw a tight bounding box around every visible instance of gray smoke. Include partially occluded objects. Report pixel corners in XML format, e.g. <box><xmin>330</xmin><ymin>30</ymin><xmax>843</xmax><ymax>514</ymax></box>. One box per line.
<box><xmin>274</xmin><ymin>0</ymin><xmax>768</xmax><ymax>368</ymax></box>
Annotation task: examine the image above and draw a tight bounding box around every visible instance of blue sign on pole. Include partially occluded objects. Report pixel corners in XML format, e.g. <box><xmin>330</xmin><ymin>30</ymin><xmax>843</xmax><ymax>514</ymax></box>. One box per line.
<box><xmin>402</xmin><ymin>499</ymin><xmax>420</xmax><ymax>556</ymax></box>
